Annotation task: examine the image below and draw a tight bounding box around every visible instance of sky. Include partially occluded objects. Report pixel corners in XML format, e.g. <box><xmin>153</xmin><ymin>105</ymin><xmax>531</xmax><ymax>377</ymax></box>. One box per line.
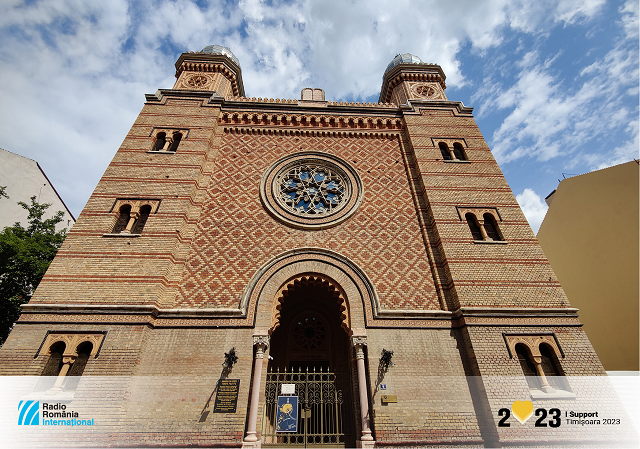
<box><xmin>0</xmin><ymin>0</ymin><xmax>637</xmax><ymax>233</ymax></box>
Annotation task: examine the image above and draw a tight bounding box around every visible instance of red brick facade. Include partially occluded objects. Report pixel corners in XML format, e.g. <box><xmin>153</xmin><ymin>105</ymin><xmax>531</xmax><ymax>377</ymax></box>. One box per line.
<box><xmin>1</xmin><ymin>49</ymin><xmax>632</xmax><ymax>448</ymax></box>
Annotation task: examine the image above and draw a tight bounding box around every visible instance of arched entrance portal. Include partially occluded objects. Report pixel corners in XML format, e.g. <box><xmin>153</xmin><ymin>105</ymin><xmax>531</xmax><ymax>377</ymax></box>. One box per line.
<box><xmin>262</xmin><ymin>275</ymin><xmax>356</xmax><ymax>447</ymax></box>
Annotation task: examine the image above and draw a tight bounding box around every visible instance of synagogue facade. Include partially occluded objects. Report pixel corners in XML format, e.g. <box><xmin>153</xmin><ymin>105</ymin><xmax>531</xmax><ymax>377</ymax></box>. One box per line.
<box><xmin>1</xmin><ymin>46</ymin><xmax>632</xmax><ymax>448</ymax></box>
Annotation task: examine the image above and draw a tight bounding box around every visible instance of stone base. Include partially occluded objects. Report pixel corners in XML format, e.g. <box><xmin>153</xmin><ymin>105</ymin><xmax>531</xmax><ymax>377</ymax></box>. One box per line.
<box><xmin>241</xmin><ymin>440</ymin><xmax>261</xmax><ymax>449</ymax></box>
<box><xmin>356</xmin><ymin>439</ymin><xmax>375</xmax><ymax>448</ymax></box>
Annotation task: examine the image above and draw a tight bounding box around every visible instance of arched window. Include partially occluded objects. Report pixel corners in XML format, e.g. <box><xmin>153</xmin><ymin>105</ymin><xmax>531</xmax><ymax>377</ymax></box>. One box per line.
<box><xmin>453</xmin><ymin>142</ymin><xmax>466</xmax><ymax>160</ymax></box>
<box><xmin>483</xmin><ymin>213</ymin><xmax>502</xmax><ymax>241</ymax></box>
<box><xmin>36</xmin><ymin>341</ymin><xmax>66</xmax><ymax>391</ymax></box>
<box><xmin>153</xmin><ymin>132</ymin><xmax>166</xmax><ymax>151</ymax></box>
<box><xmin>465</xmin><ymin>213</ymin><xmax>483</xmax><ymax>241</ymax></box>
<box><xmin>439</xmin><ymin>142</ymin><xmax>452</xmax><ymax>160</ymax></box>
<box><xmin>41</xmin><ymin>341</ymin><xmax>65</xmax><ymax>377</ymax></box>
<box><xmin>112</xmin><ymin>204</ymin><xmax>131</xmax><ymax>234</ymax></box>
<box><xmin>515</xmin><ymin>344</ymin><xmax>540</xmax><ymax>390</ymax></box>
<box><xmin>131</xmin><ymin>204</ymin><xmax>151</xmax><ymax>234</ymax></box>
<box><xmin>65</xmin><ymin>342</ymin><xmax>93</xmax><ymax>390</ymax></box>
<box><xmin>168</xmin><ymin>132</ymin><xmax>182</xmax><ymax>152</ymax></box>
<box><xmin>540</xmin><ymin>343</ymin><xmax>569</xmax><ymax>391</ymax></box>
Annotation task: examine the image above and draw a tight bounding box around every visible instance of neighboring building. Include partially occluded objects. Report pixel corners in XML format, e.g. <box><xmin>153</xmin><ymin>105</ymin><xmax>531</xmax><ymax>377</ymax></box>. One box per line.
<box><xmin>1</xmin><ymin>47</ymin><xmax>634</xmax><ymax>447</ymax></box>
<box><xmin>537</xmin><ymin>161</ymin><xmax>639</xmax><ymax>372</ymax></box>
<box><xmin>0</xmin><ymin>148</ymin><xmax>75</xmax><ymax>231</ymax></box>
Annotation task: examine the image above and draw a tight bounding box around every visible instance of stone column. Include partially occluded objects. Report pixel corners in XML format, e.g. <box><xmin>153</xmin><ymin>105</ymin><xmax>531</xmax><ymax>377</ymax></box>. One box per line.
<box><xmin>352</xmin><ymin>335</ymin><xmax>374</xmax><ymax>445</ymax></box>
<box><xmin>122</xmin><ymin>211</ymin><xmax>139</xmax><ymax>234</ymax></box>
<box><xmin>532</xmin><ymin>356</ymin><xmax>555</xmax><ymax>393</ymax></box>
<box><xmin>478</xmin><ymin>220</ymin><xmax>491</xmax><ymax>241</ymax></box>
<box><xmin>50</xmin><ymin>356</ymin><xmax>75</xmax><ymax>391</ymax></box>
<box><xmin>244</xmin><ymin>333</ymin><xmax>269</xmax><ymax>445</ymax></box>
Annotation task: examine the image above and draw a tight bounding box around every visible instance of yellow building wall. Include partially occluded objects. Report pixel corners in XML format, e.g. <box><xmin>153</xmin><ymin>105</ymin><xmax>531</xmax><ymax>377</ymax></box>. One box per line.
<box><xmin>537</xmin><ymin>161</ymin><xmax>639</xmax><ymax>371</ymax></box>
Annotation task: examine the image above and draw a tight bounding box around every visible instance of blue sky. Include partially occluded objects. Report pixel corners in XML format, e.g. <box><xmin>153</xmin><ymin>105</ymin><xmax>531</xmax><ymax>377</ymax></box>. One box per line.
<box><xmin>0</xmin><ymin>0</ymin><xmax>637</xmax><ymax>232</ymax></box>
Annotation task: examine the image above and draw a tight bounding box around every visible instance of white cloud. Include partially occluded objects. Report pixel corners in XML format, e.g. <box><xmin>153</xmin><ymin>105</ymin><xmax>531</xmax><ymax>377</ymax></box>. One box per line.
<box><xmin>475</xmin><ymin>2</ymin><xmax>638</xmax><ymax>167</ymax></box>
<box><xmin>0</xmin><ymin>0</ymin><xmax>630</xmax><ymax>216</ymax></box>
<box><xmin>516</xmin><ymin>188</ymin><xmax>548</xmax><ymax>233</ymax></box>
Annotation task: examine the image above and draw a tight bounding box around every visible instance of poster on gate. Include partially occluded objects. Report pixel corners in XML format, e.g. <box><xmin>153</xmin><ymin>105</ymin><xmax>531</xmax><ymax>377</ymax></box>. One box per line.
<box><xmin>275</xmin><ymin>395</ymin><xmax>298</xmax><ymax>432</ymax></box>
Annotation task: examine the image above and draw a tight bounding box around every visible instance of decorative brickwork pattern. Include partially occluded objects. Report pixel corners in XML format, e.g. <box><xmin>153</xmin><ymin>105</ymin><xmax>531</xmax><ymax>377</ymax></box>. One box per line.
<box><xmin>176</xmin><ymin>131</ymin><xmax>438</xmax><ymax>311</ymax></box>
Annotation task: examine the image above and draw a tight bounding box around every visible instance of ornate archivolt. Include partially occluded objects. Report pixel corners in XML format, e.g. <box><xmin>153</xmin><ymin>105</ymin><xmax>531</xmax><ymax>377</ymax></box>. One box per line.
<box><xmin>456</xmin><ymin>206</ymin><xmax>501</xmax><ymax>225</ymax></box>
<box><xmin>505</xmin><ymin>334</ymin><xmax>563</xmax><ymax>360</ymax></box>
<box><xmin>39</xmin><ymin>332</ymin><xmax>105</xmax><ymax>361</ymax></box>
<box><xmin>269</xmin><ymin>273</ymin><xmax>351</xmax><ymax>335</ymax></box>
<box><xmin>111</xmin><ymin>199</ymin><xmax>161</xmax><ymax>216</ymax></box>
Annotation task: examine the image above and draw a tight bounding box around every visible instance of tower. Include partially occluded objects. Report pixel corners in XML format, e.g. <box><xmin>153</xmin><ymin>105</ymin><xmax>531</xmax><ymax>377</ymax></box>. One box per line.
<box><xmin>1</xmin><ymin>47</ymin><xmax>634</xmax><ymax>448</ymax></box>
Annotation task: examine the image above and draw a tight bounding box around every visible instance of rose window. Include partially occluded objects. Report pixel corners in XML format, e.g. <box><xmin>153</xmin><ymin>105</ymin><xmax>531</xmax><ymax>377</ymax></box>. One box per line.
<box><xmin>260</xmin><ymin>152</ymin><xmax>363</xmax><ymax>230</ymax></box>
<box><xmin>293</xmin><ymin>316</ymin><xmax>326</xmax><ymax>350</ymax></box>
<box><xmin>276</xmin><ymin>164</ymin><xmax>346</xmax><ymax>216</ymax></box>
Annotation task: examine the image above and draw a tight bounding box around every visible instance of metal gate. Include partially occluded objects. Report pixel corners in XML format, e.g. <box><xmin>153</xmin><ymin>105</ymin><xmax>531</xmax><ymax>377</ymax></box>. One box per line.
<box><xmin>262</xmin><ymin>366</ymin><xmax>351</xmax><ymax>447</ymax></box>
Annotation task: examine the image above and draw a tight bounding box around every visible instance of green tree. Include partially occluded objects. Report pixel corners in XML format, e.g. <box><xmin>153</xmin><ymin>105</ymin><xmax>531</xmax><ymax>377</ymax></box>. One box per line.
<box><xmin>0</xmin><ymin>196</ymin><xmax>67</xmax><ymax>346</ymax></box>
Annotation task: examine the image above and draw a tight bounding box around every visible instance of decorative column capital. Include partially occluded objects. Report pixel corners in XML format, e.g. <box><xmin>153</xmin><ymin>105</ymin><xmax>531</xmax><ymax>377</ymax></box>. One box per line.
<box><xmin>351</xmin><ymin>335</ymin><xmax>367</xmax><ymax>348</ymax></box>
<box><xmin>253</xmin><ymin>334</ymin><xmax>270</xmax><ymax>348</ymax></box>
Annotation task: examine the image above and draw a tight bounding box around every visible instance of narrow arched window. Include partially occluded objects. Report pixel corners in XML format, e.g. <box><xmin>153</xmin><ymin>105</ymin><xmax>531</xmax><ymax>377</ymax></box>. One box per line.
<box><xmin>540</xmin><ymin>344</ymin><xmax>569</xmax><ymax>391</ymax></box>
<box><xmin>132</xmin><ymin>204</ymin><xmax>151</xmax><ymax>234</ymax></box>
<box><xmin>439</xmin><ymin>142</ymin><xmax>452</xmax><ymax>160</ymax></box>
<box><xmin>465</xmin><ymin>213</ymin><xmax>483</xmax><ymax>240</ymax></box>
<box><xmin>153</xmin><ymin>132</ymin><xmax>166</xmax><ymax>151</ymax></box>
<box><xmin>453</xmin><ymin>143</ymin><xmax>466</xmax><ymax>160</ymax></box>
<box><xmin>65</xmin><ymin>342</ymin><xmax>93</xmax><ymax>390</ymax></box>
<box><xmin>168</xmin><ymin>132</ymin><xmax>182</xmax><ymax>152</ymax></box>
<box><xmin>112</xmin><ymin>204</ymin><xmax>131</xmax><ymax>234</ymax></box>
<box><xmin>37</xmin><ymin>341</ymin><xmax>65</xmax><ymax>390</ymax></box>
<box><xmin>515</xmin><ymin>344</ymin><xmax>540</xmax><ymax>390</ymax></box>
<box><xmin>41</xmin><ymin>341</ymin><xmax>65</xmax><ymax>377</ymax></box>
<box><xmin>483</xmin><ymin>213</ymin><xmax>502</xmax><ymax>241</ymax></box>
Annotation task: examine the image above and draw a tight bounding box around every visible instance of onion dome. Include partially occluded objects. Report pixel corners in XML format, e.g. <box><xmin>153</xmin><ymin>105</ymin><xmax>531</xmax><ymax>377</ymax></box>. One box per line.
<box><xmin>384</xmin><ymin>53</ymin><xmax>423</xmax><ymax>76</ymax></box>
<box><xmin>201</xmin><ymin>45</ymin><xmax>240</xmax><ymax>67</ymax></box>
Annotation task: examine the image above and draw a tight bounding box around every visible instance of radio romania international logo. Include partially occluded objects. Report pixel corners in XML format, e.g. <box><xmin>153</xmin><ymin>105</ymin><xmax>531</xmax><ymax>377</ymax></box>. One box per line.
<box><xmin>18</xmin><ymin>400</ymin><xmax>39</xmax><ymax>425</ymax></box>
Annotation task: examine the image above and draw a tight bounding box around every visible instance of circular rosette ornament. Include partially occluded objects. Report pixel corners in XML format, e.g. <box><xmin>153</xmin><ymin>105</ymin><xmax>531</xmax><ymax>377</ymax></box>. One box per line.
<box><xmin>260</xmin><ymin>152</ymin><xmax>363</xmax><ymax>229</ymax></box>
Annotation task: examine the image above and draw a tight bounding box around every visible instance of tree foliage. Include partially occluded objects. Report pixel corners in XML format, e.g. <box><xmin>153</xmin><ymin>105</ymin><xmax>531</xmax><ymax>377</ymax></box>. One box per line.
<box><xmin>0</xmin><ymin>196</ymin><xmax>67</xmax><ymax>346</ymax></box>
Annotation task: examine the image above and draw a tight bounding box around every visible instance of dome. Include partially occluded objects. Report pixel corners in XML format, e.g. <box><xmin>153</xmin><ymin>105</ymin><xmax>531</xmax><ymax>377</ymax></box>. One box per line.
<box><xmin>201</xmin><ymin>45</ymin><xmax>240</xmax><ymax>67</ymax></box>
<box><xmin>384</xmin><ymin>53</ymin><xmax>423</xmax><ymax>76</ymax></box>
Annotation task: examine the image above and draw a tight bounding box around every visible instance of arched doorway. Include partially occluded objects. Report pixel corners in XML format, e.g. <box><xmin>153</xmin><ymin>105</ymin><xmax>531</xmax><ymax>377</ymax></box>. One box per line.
<box><xmin>262</xmin><ymin>275</ymin><xmax>356</xmax><ymax>447</ymax></box>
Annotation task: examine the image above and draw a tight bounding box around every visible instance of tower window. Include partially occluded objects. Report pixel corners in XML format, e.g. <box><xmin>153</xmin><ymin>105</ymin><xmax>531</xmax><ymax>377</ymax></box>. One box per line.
<box><xmin>131</xmin><ymin>204</ymin><xmax>152</xmax><ymax>234</ymax></box>
<box><xmin>435</xmin><ymin>139</ymin><xmax>469</xmax><ymax>162</ymax></box>
<box><xmin>453</xmin><ymin>142</ymin><xmax>466</xmax><ymax>161</ymax></box>
<box><xmin>153</xmin><ymin>132</ymin><xmax>166</xmax><ymax>151</ymax></box>
<box><xmin>167</xmin><ymin>132</ymin><xmax>182</xmax><ymax>152</ymax></box>
<box><xmin>106</xmin><ymin>199</ymin><xmax>161</xmax><ymax>237</ymax></box>
<box><xmin>439</xmin><ymin>142</ymin><xmax>452</xmax><ymax>160</ymax></box>
<box><xmin>149</xmin><ymin>129</ymin><xmax>187</xmax><ymax>153</ymax></box>
<box><xmin>483</xmin><ymin>213</ymin><xmax>502</xmax><ymax>241</ymax></box>
<box><xmin>112</xmin><ymin>204</ymin><xmax>131</xmax><ymax>234</ymax></box>
<box><xmin>465</xmin><ymin>213</ymin><xmax>483</xmax><ymax>241</ymax></box>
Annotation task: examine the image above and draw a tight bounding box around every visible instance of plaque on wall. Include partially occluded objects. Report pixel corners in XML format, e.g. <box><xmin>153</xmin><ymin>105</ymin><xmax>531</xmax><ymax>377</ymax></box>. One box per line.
<box><xmin>213</xmin><ymin>379</ymin><xmax>240</xmax><ymax>413</ymax></box>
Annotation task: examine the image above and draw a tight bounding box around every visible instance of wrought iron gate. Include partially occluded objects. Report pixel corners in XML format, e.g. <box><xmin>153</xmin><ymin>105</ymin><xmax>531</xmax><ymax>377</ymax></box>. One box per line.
<box><xmin>262</xmin><ymin>366</ymin><xmax>351</xmax><ymax>447</ymax></box>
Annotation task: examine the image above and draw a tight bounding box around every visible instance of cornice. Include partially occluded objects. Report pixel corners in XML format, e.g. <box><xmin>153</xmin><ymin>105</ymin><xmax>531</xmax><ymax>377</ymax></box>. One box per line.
<box><xmin>19</xmin><ymin>303</ymin><xmax>582</xmax><ymax>329</ymax></box>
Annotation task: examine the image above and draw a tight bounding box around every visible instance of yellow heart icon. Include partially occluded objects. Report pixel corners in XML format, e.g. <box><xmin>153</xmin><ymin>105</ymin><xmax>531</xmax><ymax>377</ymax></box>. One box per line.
<box><xmin>511</xmin><ymin>400</ymin><xmax>533</xmax><ymax>424</ymax></box>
